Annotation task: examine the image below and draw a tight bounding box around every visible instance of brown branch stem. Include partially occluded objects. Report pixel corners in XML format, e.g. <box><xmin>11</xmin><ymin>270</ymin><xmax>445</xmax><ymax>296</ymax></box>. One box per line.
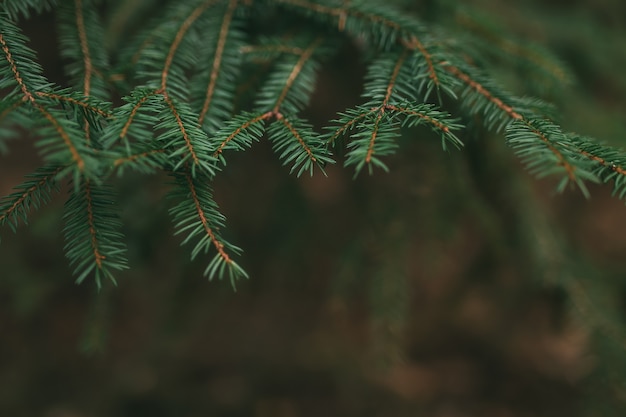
<box><xmin>184</xmin><ymin>171</ymin><xmax>232</xmax><ymax>263</ymax></box>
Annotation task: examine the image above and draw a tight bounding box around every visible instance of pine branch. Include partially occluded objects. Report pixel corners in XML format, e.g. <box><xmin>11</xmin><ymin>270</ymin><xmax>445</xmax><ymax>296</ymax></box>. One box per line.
<box><xmin>255</xmin><ymin>36</ymin><xmax>324</xmax><ymax>115</ymax></box>
<box><xmin>63</xmin><ymin>179</ymin><xmax>129</xmax><ymax>287</ymax></box>
<box><xmin>211</xmin><ymin>111</ymin><xmax>271</xmax><ymax>163</ymax></box>
<box><xmin>136</xmin><ymin>0</ymin><xmax>219</xmax><ymax>101</ymax></box>
<box><xmin>169</xmin><ymin>169</ymin><xmax>247</xmax><ymax>288</ymax></box>
<box><xmin>568</xmin><ymin>135</ymin><xmax>626</xmax><ymax>200</ymax></box>
<box><xmin>506</xmin><ymin>118</ymin><xmax>599</xmax><ymax>197</ymax></box>
<box><xmin>35</xmin><ymin>91</ymin><xmax>113</xmax><ymax>120</ymax></box>
<box><xmin>269</xmin><ymin>114</ymin><xmax>334</xmax><ymax>176</ymax></box>
<box><xmin>35</xmin><ymin>89</ymin><xmax>113</xmax><ymax>146</ymax></box>
<box><xmin>240</xmin><ymin>35</ymin><xmax>333</xmax><ymax>175</ymax></box>
<box><xmin>194</xmin><ymin>0</ymin><xmax>243</xmax><ymax>131</ymax></box>
<box><xmin>329</xmin><ymin>49</ymin><xmax>462</xmax><ymax>175</ymax></box>
<box><xmin>3</xmin><ymin>0</ymin><xmax>626</xmax><ymax>294</ymax></box>
<box><xmin>344</xmin><ymin>109</ymin><xmax>399</xmax><ymax>174</ymax></box>
<box><xmin>0</xmin><ymin>164</ymin><xmax>64</xmax><ymax>236</ymax></box>
<box><xmin>444</xmin><ymin>62</ymin><xmax>523</xmax><ymax>127</ymax></box>
<box><xmin>403</xmin><ymin>37</ymin><xmax>460</xmax><ymax>102</ymax></box>
<box><xmin>1</xmin><ymin>14</ymin><xmax>101</xmax><ymax>177</ymax></box>
<box><xmin>388</xmin><ymin>103</ymin><xmax>463</xmax><ymax>150</ymax></box>
<box><xmin>33</xmin><ymin>103</ymin><xmax>101</xmax><ymax>179</ymax></box>
<box><xmin>0</xmin><ymin>12</ymin><xmax>50</xmax><ymax>101</ymax></box>
<box><xmin>100</xmin><ymin>88</ymin><xmax>161</xmax><ymax>152</ymax></box>
<box><xmin>57</xmin><ymin>0</ymin><xmax>110</xmax><ymax>101</ymax></box>
<box><xmin>157</xmin><ymin>94</ymin><xmax>218</xmax><ymax>176</ymax></box>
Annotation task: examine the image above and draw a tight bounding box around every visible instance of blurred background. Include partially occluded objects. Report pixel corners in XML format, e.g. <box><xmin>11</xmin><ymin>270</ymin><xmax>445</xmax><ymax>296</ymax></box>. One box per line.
<box><xmin>1</xmin><ymin>0</ymin><xmax>626</xmax><ymax>416</ymax></box>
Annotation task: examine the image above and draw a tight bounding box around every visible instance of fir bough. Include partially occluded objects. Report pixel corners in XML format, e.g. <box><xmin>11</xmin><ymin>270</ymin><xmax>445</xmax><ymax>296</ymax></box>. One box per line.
<box><xmin>1</xmin><ymin>0</ymin><xmax>625</xmax><ymax>291</ymax></box>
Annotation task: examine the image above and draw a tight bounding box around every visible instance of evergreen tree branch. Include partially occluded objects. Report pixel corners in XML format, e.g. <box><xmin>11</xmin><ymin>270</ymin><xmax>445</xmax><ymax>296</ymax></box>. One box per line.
<box><xmin>331</xmin><ymin>48</ymin><xmax>460</xmax><ymax>174</ymax></box>
<box><xmin>184</xmin><ymin>171</ymin><xmax>231</xmax><ymax>263</ymax></box>
<box><xmin>365</xmin><ymin>112</ymin><xmax>384</xmax><ymax>165</ymax></box>
<box><xmin>63</xmin><ymin>180</ymin><xmax>129</xmax><ymax>287</ymax></box>
<box><xmin>327</xmin><ymin>108</ymin><xmax>376</xmax><ymax>145</ymax></box>
<box><xmin>101</xmin><ymin>89</ymin><xmax>160</xmax><ymax>151</ymax></box>
<box><xmin>158</xmin><ymin>95</ymin><xmax>219</xmax><ymax>176</ymax></box>
<box><xmin>3</xmin><ymin>0</ymin><xmax>626</xmax><ymax>298</ymax></box>
<box><xmin>443</xmin><ymin>63</ymin><xmax>523</xmax><ymax>121</ymax></box>
<box><xmin>364</xmin><ymin>49</ymin><xmax>408</xmax><ymax>164</ymax></box>
<box><xmin>254</xmin><ymin>36</ymin><xmax>323</xmax><ymax>115</ymax></box>
<box><xmin>164</xmin><ymin>95</ymin><xmax>200</xmax><ymax>166</ymax></box>
<box><xmin>385</xmin><ymin>104</ymin><xmax>449</xmax><ymax>133</ymax></box>
<box><xmin>506</xmin><ymin>119</ymin><xmax>599</xmax><ymax>197</ymax></box>
<box><xmin>170</xmin><ymin>169</ymin><xmax>248</xmax><ymax>287</ymax></box>
<box><xmin>567</xmin><ymin>135</ymin><xmax>626</xmax><ymax>200</ymax></box>
<box><xmin>212</xmin><ymin>111</ymin><xmax>272</xmax><ymax>159</ymax></box>
<box><xmin>579</xmin><ymin>151</ymin><xmax>626</xmax><ymax>176</ymax></box>
<box><xmin>268</xmin><ymin>114</ymin><xmax>334</xmax><ymax>176</ymax></box>
<box><xmin>0</xmin><ymin>32</ymin><xmax>36</xmax><ymax>102</ymax></box>
<box><xmin>403</xmin><ymin>36</ymin><xmax>438</xmax><ymax>88</ymax></box>
<box><xmin>272</xmin><ymin>37</ymin><xmax>322</xmax><ymax>114</ymax></box>
<box><xmin>75</xmin><ymin>0</ymin><xmax>93</xmax><ymax>97</ymax></box>
<box><xmin>57</xmin><ymin>0</ymin><xmax>110</xmax><ymax>100</ymax></box>
<box><xmin>278</xmin><ymin>114</ymin><xmax>316</xmax><ymax>163</ymax></box>
<box><xmin>35</xmin><ymin>89</ymin><xmax>113</xmax><ymax>145</ymax></box>
<box><xmin>242</xmin><ymin>34</ymin><xmax>331</xmax><ymax>174</ymax></box>
<box><xmin>190</xmin><ymin>0</ymin><xmax>246</xmax><ymax>133</ymax></box>
<box><xmin>160</xmin><ymin>0</ymin><xmax>219</xmax><ymax>93</ymax></box>
<box><xmin>85</xmin><ymin>181</ymin><xmax>105</xmax><ymax>269</ymax></box>
<box><xmin>382</xmin><ymin>48</ymin><xmax>408</xmax><ymax>104</ymax></box>
<box><xmin>0</xmin><ymin>165</ymin><xmax>64</xmax><ymax>233</ymax></box>
<box><xmin>522</xmin><ymin>119</ymin><xmax>576</xmax><ymax>181</ymax></box>
<box><xmin>198</xmin><ymin>0</ymin><xmax>239</xmax><ymax>125</ymax></box>
<box><xmin>35</xmin><ymin>91</ymin><xmax>113</xmax><ymax>119</ymax></box>
<box><xmin>34</xmin><ymin>103</ymin><xmax>89</xmax><ymax>173</ymax></box>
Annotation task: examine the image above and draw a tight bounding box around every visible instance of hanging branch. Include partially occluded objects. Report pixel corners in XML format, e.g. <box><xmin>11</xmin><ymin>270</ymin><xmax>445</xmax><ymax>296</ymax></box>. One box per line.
<box><xmin>2</xmin><ymin>0</ymin><xmax>626</xmax><ymax>289</ymax></box>
<box><xmin>0</xmin><ymin>165</ymin><xmax>64</xmax><ymax>235</ymax></box>
<box><xmin>169</xmin><ymin>169</ymin><xmax>248</xmax><ymax>287</ymax></box>
<box><xmin>63</xmin><ymin>180</ymin><xmax>129</xmax><ymax>288</ymax></box>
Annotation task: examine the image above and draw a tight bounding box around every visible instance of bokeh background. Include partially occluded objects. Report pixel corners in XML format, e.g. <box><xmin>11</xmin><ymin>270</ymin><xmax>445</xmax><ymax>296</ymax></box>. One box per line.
<box><xmin>1</xmin><ymin>0</ymin><xmax>626</xmax><ymax>416</ymax></box>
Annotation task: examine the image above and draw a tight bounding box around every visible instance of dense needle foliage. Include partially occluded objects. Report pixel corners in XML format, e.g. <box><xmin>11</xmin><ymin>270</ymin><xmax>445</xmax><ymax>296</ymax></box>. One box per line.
<box><xmin>2</xmin><ymin>0</ymin><xmax>625</xmax><ymax>287</ymax></box>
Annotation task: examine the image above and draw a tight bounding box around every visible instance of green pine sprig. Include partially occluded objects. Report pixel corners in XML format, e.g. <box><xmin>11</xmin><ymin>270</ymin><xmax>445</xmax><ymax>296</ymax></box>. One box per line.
<box><xmin>169</xmin><ymin>169</ymin><xmax>248</xmax><ymax>288</ymax></box>
<box><xmin>63</xmin><ymin>180</ymin><xmax>129</xmax><ymax>288</ymax></box>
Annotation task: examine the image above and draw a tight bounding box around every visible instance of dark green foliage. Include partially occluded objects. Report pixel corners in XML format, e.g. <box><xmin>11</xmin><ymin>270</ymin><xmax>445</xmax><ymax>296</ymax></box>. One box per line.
<box><xmin>169</xmin><ymin>170</ymin><xmax>247</xmax><ymax>288</ymax></box>
<box><xmin>57</xmin><ymin>0</ymin><xmax>111</xmax><ymax>101</ymax></box>
<box><xmin>0</xmin><ymin>13</ymin><xmax>50</xmax><ymax>95</ymax></box>
<box><xmin>1</xmin><ymin>0</ymin><xmax>625</xmax><ymax>312</ymax></box>
<box><xmin>63</xmin><ymin>180</ymin><xmax>128</xmax><ymax>287</ymax></box>
<box><xmin>0</xmin><ymin>164</ymin><xmax>62</xmax><ymax>235</ymax></box>
<box><xmin>268</xmin><ymin>115</ymin><xmax>333</xmax><ymax>176</ymax></box>
<box><xmin>506</xmin><ymin>119</ymin><xmax>600</xmax><ymax>197</ymax></box>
